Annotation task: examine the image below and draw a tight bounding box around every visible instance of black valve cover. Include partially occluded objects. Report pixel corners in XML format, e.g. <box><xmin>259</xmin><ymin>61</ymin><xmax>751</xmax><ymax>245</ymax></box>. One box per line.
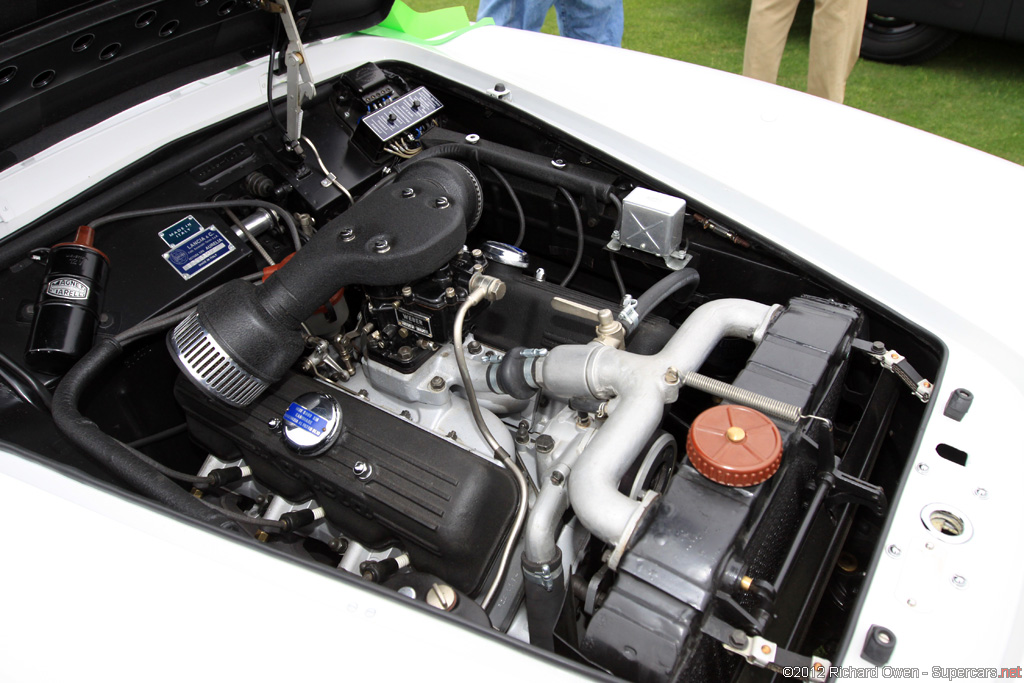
<box><xmin>175</xmin><ymin>372</ymin><xmax>518</xmax><ymax>596</ymax></box>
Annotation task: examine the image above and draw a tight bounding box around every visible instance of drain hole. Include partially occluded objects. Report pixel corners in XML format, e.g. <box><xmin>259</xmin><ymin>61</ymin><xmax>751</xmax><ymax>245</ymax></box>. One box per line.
<box><xmin>0</xmin><ymin>65</ymin><xmax>16</xmax><ymax>85</ymax></box>
<box><xmin>159</xmin><ymin>20</ymin><xmax>180</xmax><ymax>37</ymax></box>
<box><xmin>217</xmin><ymin>0</ymin><xmax>236</xmax><ymax>15</ymax></box>
<box><xmin>936</xmin><ymin>443</ymin><xmax>967</xmax><ymax>466</ymax></box>
<box><xmin>72</xmin><ymin>34</ymin><xmax>94</xmax><ymax>52</ymax></box>
<box><xmin>32</xmin><ymin>70</ymin><xmax>56</xmax><ymax>89</ymax></box>
<box><xmin>99</xmin><ymin>43</ymin><xmax>121</xmax><ymax>61</ymax></box>
<box><xmin>928</xmin><ymin>509</ymin><xmax>965</xmax><ymax>537</ymax></box>
<box><xmin>135</xmin><ymin>10</ymin><xmax>157</xmax><ymax>28</ymax></box>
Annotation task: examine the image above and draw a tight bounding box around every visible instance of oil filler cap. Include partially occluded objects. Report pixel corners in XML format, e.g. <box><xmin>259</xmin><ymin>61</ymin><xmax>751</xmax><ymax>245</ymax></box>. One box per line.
<box><xmin>282</xmin><ymin>393</ymin><xmax>342</xmax><ymax>456</ymax></box>
<box><xmin>686</xmin><ymin>405</ymin><xmax>782</xmax><ymax>487</ymax></box>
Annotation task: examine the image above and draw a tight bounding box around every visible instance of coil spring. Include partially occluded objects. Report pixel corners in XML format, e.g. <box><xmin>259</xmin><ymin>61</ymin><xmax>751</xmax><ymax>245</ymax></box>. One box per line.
<box><xmin>681</xmin><ymin>371</ymin><xmax>803</xmax><ymax>423</ymax></box>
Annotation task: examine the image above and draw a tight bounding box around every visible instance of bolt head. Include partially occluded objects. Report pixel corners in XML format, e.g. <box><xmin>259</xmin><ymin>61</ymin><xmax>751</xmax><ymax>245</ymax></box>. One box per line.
<box><xmin>876</xmin><ymin>631</ymin><xmax>891</xmax><ymax>645</ymax></box>
<box><xmin>550</xmin><ymin>471</ymin><xmax>565</xmax><ymax>485</ymax></box>
<box><xmin>729</xmin><ymin>629</ymin><xmax>747</xmax><ymax>647</ymax></box>
<box><xmin>951</xmin><ymin>574</ymin><xmax>967</xmax><ymax>588</ymax></box>
<box><xmin>374</xmin><ymin>239</ymin><xmax>391</xmax><ymax>254</ymax></box>
<box><xmin>886</xmin><ymin>544</ymin><xmax>902</xmax><ymax>558</ymax></box>
<box><xmin>467</xmin><ymin>340</ymin><xmax>482</xmax><ymax>355</ymax></box>
<box><xmin>267</xmin><ymin>417</ymin><xmax>282</xmax><ymax>431</ymax></box>
<box><xmin>340</xmin><ymin>228</ymin><xmax>355</xmax><ymax>242</ymax></box>
<box><xmin>353</xmin><ymin>461</ymin><xmax>372</xmax><ymax>480</ymax></box>
<box><xmin>429</xmin><ymin>376</ymin><xmax>446</xmax><ymax>391</ymax></box>
<box><xmin>551</xmin><ymin>158</ymin><xmax>566</xmax><ymax>169</ymax></box>
<box><xmin>434</xmin><ymin>196</ymin><xmax>450</xmax><ymax>209</ymax></box>
<box><xmin>536</xmin><ymin>434</ymin><xmax>555</xmax><ymax>454</ymax></box>
<box><xmin>916</xmin><ymin>462</ymin><xmax>929</xmax><ymax>473</ymax></box>
<box><xmin>400</xmin><ymin>187</ymin><xmax>415</xmax><ymax>198</ymax></box>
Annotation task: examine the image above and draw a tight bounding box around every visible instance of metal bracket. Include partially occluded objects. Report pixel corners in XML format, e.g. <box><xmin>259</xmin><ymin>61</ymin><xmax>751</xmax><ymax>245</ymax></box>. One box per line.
<box><xmin>258</xmin><ymin>0</ymin><xmax>316</xmax><ymax>148</ymax></box>
<box><xmin>702</xmin><ymin>616</ymin><xmax>830</xmax><ymax>681</ymax></box>
<box><xmin>826</xmin><ymin>468</ymin><xmax>887</xmax><ymax>515</ymax></box>
<box><xmin>851</xmin><ymin>339</ymin><xmax>933</xmax><ymax>402</ymax></box>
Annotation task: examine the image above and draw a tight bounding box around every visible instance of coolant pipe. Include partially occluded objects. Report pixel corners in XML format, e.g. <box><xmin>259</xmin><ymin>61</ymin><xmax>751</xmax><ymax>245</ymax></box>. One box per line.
<box><xmin>534</xmin><ymin>299</ymin><xmax>778</xmax><ymax>567</ymax></box>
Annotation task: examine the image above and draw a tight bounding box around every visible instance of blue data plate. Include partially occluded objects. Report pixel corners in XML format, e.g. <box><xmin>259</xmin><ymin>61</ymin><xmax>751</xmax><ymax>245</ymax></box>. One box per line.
<box><xmin>284</xmin><ymin>402</ymin><xmax>329</xmax><ymax>437</ymax></box>
<box><xmin>159</xmin><ymin>215</ymin><xmax>204</xmax><ymax>247</ymax></box>
<box><xmin>162</xmin><ymin>226</ymin><xmax>235</xmax><ymax>280</ymax></box>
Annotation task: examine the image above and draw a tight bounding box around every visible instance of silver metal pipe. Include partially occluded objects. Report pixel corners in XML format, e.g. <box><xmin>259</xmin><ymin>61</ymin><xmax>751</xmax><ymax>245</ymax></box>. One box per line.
<box><xmin>451</xmin><ymin>281</ymin><xmax>529</xmax><ymax>610</ymax></box>
<box><xmin>535</xmin><ymin>299</ymin><xmax>777</xmax><ymax>564</ymax></box>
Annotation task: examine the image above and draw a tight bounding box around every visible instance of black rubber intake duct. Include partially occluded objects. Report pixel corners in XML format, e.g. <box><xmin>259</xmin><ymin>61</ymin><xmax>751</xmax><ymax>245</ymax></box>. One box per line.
<box><xmin>169</xmin><ymin>158</ymin><xmax>482</xmax><ymax>407</ymax></box>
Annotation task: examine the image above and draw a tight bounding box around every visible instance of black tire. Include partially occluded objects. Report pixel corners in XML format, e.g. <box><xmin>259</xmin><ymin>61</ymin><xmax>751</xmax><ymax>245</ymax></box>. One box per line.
<box><xmin>860</xmin><ymin>14</ymin><xmax>959</xmax><ymax>64</ymax></box>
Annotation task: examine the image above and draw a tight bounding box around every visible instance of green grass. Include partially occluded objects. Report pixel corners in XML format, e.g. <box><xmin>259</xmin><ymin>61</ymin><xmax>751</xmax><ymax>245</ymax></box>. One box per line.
<box><xmin>408</xmin><ymin>0</ymin><xmax>1024</xmax><ymax>165</ymax></box>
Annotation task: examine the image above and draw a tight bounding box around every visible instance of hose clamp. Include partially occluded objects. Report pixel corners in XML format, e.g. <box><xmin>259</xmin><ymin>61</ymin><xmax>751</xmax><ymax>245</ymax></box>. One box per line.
<box><xmin>617</xmin><ymin>296</ymin><xmax>639</xmax><ymax>332</ymax></box>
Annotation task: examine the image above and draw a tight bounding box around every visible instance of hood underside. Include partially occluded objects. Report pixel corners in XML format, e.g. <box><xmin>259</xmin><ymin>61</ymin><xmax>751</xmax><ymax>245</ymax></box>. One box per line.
<box><xmin>0</xmin><ymin>0</ymin><xmax>395</xmax><ymax>166</ymax></box>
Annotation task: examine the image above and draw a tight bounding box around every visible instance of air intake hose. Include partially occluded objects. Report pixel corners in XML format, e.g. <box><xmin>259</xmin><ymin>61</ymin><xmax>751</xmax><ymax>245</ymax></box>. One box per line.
<box><xmin>169</xmin><ymin>158</ymin><xmax>483</xmax><ymax>406</ymax></box>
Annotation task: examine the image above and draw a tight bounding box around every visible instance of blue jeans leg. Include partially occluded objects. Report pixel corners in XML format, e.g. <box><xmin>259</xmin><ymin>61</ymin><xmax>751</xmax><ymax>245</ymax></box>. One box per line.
<box><xmin>554</xmin><ymin>0</ymin><xmax>623</xmax><ymax>46</ymax></box>
<box><xmin>477</xmin><ymin>0</ymin><xmax>555</xmax><ymax>32</ymax></box>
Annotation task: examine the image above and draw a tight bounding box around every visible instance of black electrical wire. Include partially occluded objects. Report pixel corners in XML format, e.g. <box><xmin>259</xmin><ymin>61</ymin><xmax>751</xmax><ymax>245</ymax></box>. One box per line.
<box><xmin>89</xmin><ymin>199</ymin><xmax>302</xmax><ymax>254</ymax></box>
<box><xmin>558</xmin><ymin>187</ymin><xmax>585</xmax><ymax>288</ymax></box>
<box><xmin>609</xmin><ymin>252</ymin><xmax>627</xmax><ymax>301</ymax></box>
<box><xmin>127</xmin><ymin>423</ymin><xmax>188</xmax><ymax>449</ymax></box>
<box><xmin>266</xmin><ymin>20</ymin><xmax>287</xmax><ymax>134</ymax></box>
<box><xmin>486</xmin><ymin>164</ymin><xmax>526</xmax><ymax>247</ymax></box>
<box><xmin>0</xmin><ymin>365</ymin><xmax>41</xmax><ymax>411</ymax></box>
<box><xmin>0</xmin><ymin>349</ymin><xmax>52</xmax><ymax>411</ymax></box>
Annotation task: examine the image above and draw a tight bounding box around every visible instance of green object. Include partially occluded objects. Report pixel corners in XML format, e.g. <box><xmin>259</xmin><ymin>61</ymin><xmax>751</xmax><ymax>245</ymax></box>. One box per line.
<box><xmin>360</xmin><ymin>0</ymin><xmax>492</xmax><ymax>45</ymax></box>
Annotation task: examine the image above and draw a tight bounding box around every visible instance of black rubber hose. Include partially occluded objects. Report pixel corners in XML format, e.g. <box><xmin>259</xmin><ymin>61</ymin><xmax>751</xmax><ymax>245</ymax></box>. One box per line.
<box><xmin>51</xmin><ymin>337</ymin><xmax>232</xmax><ymax>527</ymax></box>
<box><xmin>633</xmin><ymin>267</ymin><xmax>700</xmax><ymax>325</ymax></box>
<box><xmin>415</xmin><ymin>129</ymin><xmax>618</xmax><ymax>204</ymax></box>
<box><xmin>0</xmin><ymin>110</ymin><xmax>278</xmax><ymax>271</ymax></box>
<box><xmin>608</xmin><ymin>252</ymin><xmax>626</xmax><ymax>301</ymax></box>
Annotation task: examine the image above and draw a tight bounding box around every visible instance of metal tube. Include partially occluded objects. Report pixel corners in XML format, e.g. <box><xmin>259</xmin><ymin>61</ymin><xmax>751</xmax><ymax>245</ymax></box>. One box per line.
<box><xmin>536</xmin><ymin>299</ymin><xmax>777</xmax><ymax>560</ymax></box>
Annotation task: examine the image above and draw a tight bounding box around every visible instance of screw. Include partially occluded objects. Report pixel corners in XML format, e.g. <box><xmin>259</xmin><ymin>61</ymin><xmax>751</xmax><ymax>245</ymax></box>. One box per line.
<box><xmin>400</xmin><ymin>409</ymin><xmax>412</xmax><ymax>419</ymax></box>
<box><xmin>328</xmin><ymin>537</ymin><xmax>349</xmax><ymax>554</ymax></box>
<box><xmin>951</xmin><ymin>575</ymin><xmax>967</xmax><ymax>588</ymax></box>
<box><xmin>515</xmin><ymin>420</ymin><xmax>530</xmax><ymax>445</ymax></box>
<box><xmin>397</xmin><ymin>346</ymin><xmax>413</xmax><ymax>362</ymax></box>
<box><xmin>374</xmin><ymin>239</ymin><xmax>391</xmax><ymax>254</ymax></box>
<box><xmin>467</xmin><ymin>340</ymin><xmax>482</xmax><ymax>354</ymax></box>
<box><xmin>551</xmin><ymin>158</ymin><xmax>566</xmax><ymax>169</ymax></box>
<box><xmin>400</xmin><ymin>187</ymin><xmax>415</xmax><ymax>198</ymax></box>
<box><xmin>916</xmin><ymin>462</ymin><xmax>930</xmax><ymax>473</ymax></box>
<box><xmin>444</xmin><ymin>287</ymin><xmax>456</xmax><ymax>301</ymax></box>
<box><xmin>534</xmin><ymin>267</ymin><xmax>546</xmax><ymax>282</ymax></box>
<box><xmin>471</xmin><ymin>248</ymin><xmax>483</xmax><ymax>259</ymax></box>
<box><xmin>429</xmin><ymin>376</ymin><xmax>446</xmax><ymax>391</ymax></box>
<box><xmin>267</xmin><ymin>417</ymin><xmax>282</xmax><ymax>431</ymax></box>
<box><xmin>465</xmin><ymin>133</ymin><xmax>480</xmax><ymax>144</ymax></box>
<box><xmin>886</xmin><ymin>544</ymin><xmax>902</xmax><ymax>558</ymax></box>
<box><xmin>907</xmin><ymin>598</ymin><xmax>917</xmax><ymax>607</ymax></box>
<box><xmin>975</xmin><ymin>487</ymin><xmax>989</xmax><ymax>499</ymax></box>
<box><xmin>729</xmin><ymin>630</ymin><xmax>747</xmax><ymax>647</ymax></box>
<box><xmin>536</xmin><ymin>434</ymin><xmax>555</xmax><ymax>454</ymax></box>
<box><xmin>871</xmin><ymin>340</ymin><xmax>885</xmax><ymax>353</ymax></box>
<box><xmin>340</xmin><ymin>228</ymin><xmax>355</xmax><ymax>242</ymax></box>
<box><xmin>426</xmin><ymin>583</ymin><xmax>457</xmax><ymax>611</ymax></box>
<box><xmin>550</xmin><ymin>471</ymin><xmax>565</xmax><ymax>485</ymax></box>
<box><xmin>876</xmin><ymin>631</ymin><xmax>891</xmax><ymax>645</ymax></box>
<box><xmin>664</xmin><ymin>367</ymin><xmax>680</xmax><ymax>384</ymax></box>
<box><xmin>358</xmin><ymin>389</ymin><xmax>369</xmax><ymax>398</ymax></box>
<box><xmin>353</xmin><ymin>461</ymin><xmax>372</xmax><ymax>480</ymax></box>
<box><xmin>401</xmin><ymin>285</ymin><xmax>413</xmax><ymax>299</ymax></box>
<box><xmin>434</xmin><ymin>197</ymin><xmax>450</xmax><ymax>209</ymax></box>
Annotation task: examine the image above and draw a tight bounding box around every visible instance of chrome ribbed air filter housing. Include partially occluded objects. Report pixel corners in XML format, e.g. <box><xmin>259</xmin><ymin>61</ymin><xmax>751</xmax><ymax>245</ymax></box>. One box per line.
<box><xmin>168</xmin><ymin>311</ymin><xmax>268</xmax><ymax>407</ymax></box>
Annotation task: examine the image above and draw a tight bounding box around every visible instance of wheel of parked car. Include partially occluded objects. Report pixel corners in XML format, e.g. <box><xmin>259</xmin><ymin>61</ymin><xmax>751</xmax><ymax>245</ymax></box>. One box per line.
<box><xmin>861</xmin><ymin>14</ymin><xmax>959</xmax><ymax>63</ymax></box>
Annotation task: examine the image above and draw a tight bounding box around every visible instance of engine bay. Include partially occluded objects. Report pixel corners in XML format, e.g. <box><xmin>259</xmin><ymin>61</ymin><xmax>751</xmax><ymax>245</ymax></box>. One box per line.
<box><xmin>0</xmin><ymin>57</ymin><xmax>943</xmax><ymax>682</ymax></box>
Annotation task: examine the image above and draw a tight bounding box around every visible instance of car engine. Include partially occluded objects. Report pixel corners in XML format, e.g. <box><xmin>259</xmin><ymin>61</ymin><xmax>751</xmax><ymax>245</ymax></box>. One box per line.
<box><xmin>0</xmin><ymin>57</ymin><xmax>941</xmax><ymax>683</ymax></box>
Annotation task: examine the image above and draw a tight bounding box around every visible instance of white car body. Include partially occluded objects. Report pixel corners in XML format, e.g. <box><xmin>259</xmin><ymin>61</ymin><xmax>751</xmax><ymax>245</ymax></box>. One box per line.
<box><xmin>2</xmin><ymin>21</ymin><xmax>1023</xmax><ymax>682</ymax></box>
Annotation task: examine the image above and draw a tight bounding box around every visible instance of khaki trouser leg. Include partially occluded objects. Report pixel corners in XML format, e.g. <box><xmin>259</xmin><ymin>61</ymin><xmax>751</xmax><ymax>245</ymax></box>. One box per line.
<box><xmin>807</xmin><ymin>0</ymin><xmax>869</xmax><ymax>102</ymax></box>
<box><xmin>743</xmin><ymin>0</ymin><xmax>801</xmax><ymax>84</ymax></box>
